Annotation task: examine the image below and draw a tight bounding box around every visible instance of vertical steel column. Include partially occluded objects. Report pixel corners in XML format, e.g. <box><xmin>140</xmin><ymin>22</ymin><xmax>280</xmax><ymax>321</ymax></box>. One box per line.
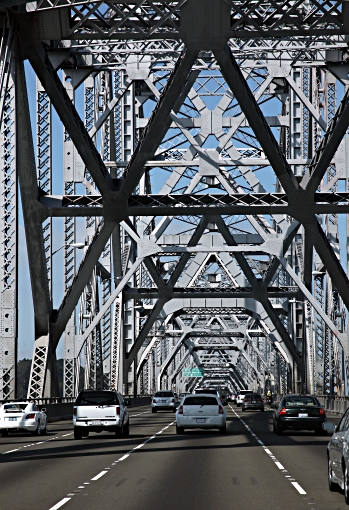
<box><xmin>63</xmin><ymin>75</ymin><xmax>77</xmax><ymax>397</ymax></box>
<box><xmin>0</xmin><ymin>54</ymin><xmax>17</xmax><ymax>399</ymax></box>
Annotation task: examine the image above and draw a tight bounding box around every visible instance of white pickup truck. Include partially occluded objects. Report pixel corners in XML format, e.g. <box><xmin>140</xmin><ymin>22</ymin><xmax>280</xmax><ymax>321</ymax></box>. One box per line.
<box><xmin>73</xmin><ymin>390</ymin><xmax>130</xmax><ymax>439</ymax></box>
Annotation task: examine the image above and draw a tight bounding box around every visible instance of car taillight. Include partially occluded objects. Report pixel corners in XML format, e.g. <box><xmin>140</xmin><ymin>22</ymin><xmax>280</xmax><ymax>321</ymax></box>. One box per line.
<box><xmin>244</xmin><ymin>398</ymin><xmax>248</xmax><ymax>402</ymax></box>
<box><xmin>219</xmin><ymin>405</ymin><xmax>224</xmax><ymax>414</ymax></box>
<box><xmin>116</xmin><ymin>406</ymin><xmax>120</xmax><ymax>415</ymax></box>
<box><xmin>178</xmin><ymin>406</ymin><xmax>183</xmax><ymax>414</ymax></box>
<box><xmin>73</xmin><ymin>408</ymin><xmax>77</xmax><ymax>416</ymax></box>
<box><xmin>320</xmin><ymin>407</ymin><xmax>326</xmax><ymax>415</ymax></box>
<box><xmin>153</xmin><ymin>399</ymin><xmax>156</xmax><ymax>404</ymax></box>
<box><xmin>259</xmin><ymin>399</ymin><xmax>263</xmax><ymax>403</ymax></box>
<box><xmin>279</xmin><ymin>408</ymin><xmax>287</xmax><ymax>415</ymax></box>
<box><xmin>25</xmin><ymin>413</ymin><xmax>35</xmax><ymax>419</ymax></box>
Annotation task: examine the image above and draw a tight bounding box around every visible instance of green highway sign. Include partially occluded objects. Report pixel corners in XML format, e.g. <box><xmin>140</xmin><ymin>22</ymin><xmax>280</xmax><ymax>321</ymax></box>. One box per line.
<box><xmin>183</xmin><ymin>368</ymin><xmax>204</xmax><ymax>378</ymax></box>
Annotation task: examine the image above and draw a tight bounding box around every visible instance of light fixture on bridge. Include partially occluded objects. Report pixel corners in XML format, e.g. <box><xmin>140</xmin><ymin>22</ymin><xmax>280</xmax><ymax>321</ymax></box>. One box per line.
<box><xmin>52</xmin><ymin>242</ymin><xmax>85</xmax><ymax>256</ymax></box>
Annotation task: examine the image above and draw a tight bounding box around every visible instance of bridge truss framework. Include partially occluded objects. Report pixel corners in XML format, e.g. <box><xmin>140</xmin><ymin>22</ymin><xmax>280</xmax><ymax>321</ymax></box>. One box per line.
<box><xmin>1</xmin><ymin>0</ymin><xmax>349</xmax><ymax>398</ymax></box>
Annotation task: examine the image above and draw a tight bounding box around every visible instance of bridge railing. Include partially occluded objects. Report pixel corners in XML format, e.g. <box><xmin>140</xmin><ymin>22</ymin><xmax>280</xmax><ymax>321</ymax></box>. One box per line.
<box><xmin>0</xmin><ymin>396</ymin><xmax>152</xmax><ymax>422</ymax></box>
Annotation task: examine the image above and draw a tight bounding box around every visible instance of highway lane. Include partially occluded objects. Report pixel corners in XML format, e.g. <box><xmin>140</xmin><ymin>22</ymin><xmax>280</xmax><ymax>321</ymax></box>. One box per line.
<box><xmin>0</xmin><ymin>404</ymin><xmax>347</xmax><ymax>510</ymax></box>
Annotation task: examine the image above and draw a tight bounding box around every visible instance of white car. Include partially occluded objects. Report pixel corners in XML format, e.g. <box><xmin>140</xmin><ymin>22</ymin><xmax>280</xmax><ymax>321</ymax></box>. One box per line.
<box><xmin>176</xmin><ymin>394</ymin><xmax>227</xmax><ymax>434</ymax></box>
<box><xmin>236</xmin><ymin>390</ymin><xmax>253</xmax><ymax>407</ymax></box>
<box><xmin>0</xmin><ymin>402</ymin><xmax>48</xmax><ymax>436</ymax></box>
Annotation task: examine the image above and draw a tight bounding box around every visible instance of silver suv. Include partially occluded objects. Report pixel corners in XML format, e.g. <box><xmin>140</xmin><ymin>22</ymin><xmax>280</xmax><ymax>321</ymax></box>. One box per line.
<box><xmin>73</xmin><ymin>390</ymin><xmax>129</xmax><ymax>439</ymax></box>
<box><xmin>152</xmin><ymin>391</ymin><xmax>177</xmax><ymax>413</ymax></box>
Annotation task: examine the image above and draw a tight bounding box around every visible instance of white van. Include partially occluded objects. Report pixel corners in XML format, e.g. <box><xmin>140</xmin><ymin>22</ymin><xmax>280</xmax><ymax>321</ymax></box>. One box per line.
<box><xmin>236</xmin><ymin>390</ymin><xmax>253</xmax><ymax>407</ymax></box>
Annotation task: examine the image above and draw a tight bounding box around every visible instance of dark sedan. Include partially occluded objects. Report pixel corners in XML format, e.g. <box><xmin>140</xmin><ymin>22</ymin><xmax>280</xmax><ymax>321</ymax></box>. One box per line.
<box><xmin>273</xmin><ymin>394</ymin><xmax>326</xmax><ymax>435</ymax></box>
<box><xmin>242</xmin><ymin>393</ymin><xmax>264</xmax><ymax>412</ymax></box>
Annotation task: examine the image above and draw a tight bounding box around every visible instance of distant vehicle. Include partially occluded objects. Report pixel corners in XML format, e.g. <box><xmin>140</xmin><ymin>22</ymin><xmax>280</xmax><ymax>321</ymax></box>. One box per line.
<box><xmin>236</xmin><ymin>390</ymin><xmax>253</xmax><ymax>407</ymax></box>
<box><xmin>325</xmin><ymin>408</ymin><xmax>349</xmax><ymax>503</ymax></box>
<box><xmin>231</xmin><ymin>393</ymin><xmax>237</xmax><ymax>404</ymax></box>
<box><xmin>176</xmin><ymin>394</ymin><xmax>227</xmax><ymax>434</ymax></box>
<box><xmin>0</xmin><ymin>402</ymin><xmax>48</xmax><ymax>436</ymax></box>
<box><xmin>272</xmin><ymin>394</ymin><xmax>326</xmax><ymax>436</ymax></box>
<box><xmin>73</xmin><ymin>390</ymin><xmax>129</xmax><ymax>439</ymax></box>
<box><xmin>241</xmin><ymin>393</ymin><xmax>264</xmax><ymax>412</ymax></box>
<box><xmin>152</xmin><ymin>391</ymin><xmax>177</xmax><ymax>413</ymax></box>
<box><xmin>194</xmin><ymin>387</ymin><xmax>222</xmax><ymax>402</ymax></box>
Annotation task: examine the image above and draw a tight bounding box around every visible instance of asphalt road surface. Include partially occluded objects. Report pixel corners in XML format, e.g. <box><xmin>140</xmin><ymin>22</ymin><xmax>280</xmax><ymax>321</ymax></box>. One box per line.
<box><xmin>0</xmin><ymin>404</ymin><xmax>347</xmax><ymax>510</ymax></box>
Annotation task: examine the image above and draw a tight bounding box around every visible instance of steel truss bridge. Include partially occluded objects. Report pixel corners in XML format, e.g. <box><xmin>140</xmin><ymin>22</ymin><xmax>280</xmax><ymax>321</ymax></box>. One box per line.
<box><xmin>1</xmin><ymin>0</ymin><xmax>349</xmax><ymax>399</ymax></box>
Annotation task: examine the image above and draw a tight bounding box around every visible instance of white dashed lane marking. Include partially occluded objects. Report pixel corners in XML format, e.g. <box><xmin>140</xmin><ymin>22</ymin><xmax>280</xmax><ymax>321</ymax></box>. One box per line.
<box><xmin>229</xmin><ymin>405</ymin><xmax>307</xmax><ymax>496</ymax></box>
<box><xmin>48</xmin><ymin>420</ymin><xmax>175</xmax><ymax>510</ymax></box>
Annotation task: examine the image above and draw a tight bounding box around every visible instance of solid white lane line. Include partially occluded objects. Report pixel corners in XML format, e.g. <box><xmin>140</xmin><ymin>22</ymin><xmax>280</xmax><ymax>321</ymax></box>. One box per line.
<box><xmin>91</xmin><ymin>471</ymin><xmax>108</xmax><ymax>481</ymax></box>
<box><xmin>3</xmin><ymin>449</ymin><xmax>19</xmax><ymax>454</ymax></box>
<box><xmin>291</xmin><ymin>482</ymin><xmax>307</xmax><ymax>495</ymax></box>
<box><xmin>48</xmin><ymin>498</ymin><xmax>71</xmax><ymax>510</ymax></box>
<box><xmin>229</xmin><ymin>405</ymin><xmax>307</xmax><ymax>496</ymax></box>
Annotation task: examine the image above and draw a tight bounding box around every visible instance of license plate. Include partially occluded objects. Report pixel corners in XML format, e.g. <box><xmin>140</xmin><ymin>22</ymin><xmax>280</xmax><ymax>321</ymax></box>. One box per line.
<box><xmin>8</xmin><ymin>417</ymin><xmax>17</xmax><ymax>421</ymax></box>
<box><xmin>90</xmin><ymin>420</ymin><xmax>102</xmax><ymax>426</ymax></box>
<box><xmin>298</xmin><ymin>413</ymin><xmax>308</xmax><ymax>418</ymax></box>
<box><xmin>196</xmin><ymin>418</ymin><xmax>206</xmax><ymax>423</ymax></box>
<box><xmin>252</xmin><ymin>401</ymin><xmax>256</xmax><ymax>404</ymax></box>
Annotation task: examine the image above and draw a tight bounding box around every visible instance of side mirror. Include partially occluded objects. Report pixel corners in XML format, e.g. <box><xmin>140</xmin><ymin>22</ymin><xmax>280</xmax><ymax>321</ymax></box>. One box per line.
<box><xmin>323</xmin><ymin>422</ymin><xmax>336</xmax><ymax>433</ymax></box>
<box><xmin>41</xmin><ymin>408</ymin><xmax>47</xmax><ymax>413</ymax></box>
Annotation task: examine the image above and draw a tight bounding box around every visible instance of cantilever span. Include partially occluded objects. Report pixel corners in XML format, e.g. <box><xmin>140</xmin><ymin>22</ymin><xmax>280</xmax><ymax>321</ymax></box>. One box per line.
<box><xmin>1</xmin><ymin>0</ymin><xmax>349</xmax><ymax>402</ymax></box>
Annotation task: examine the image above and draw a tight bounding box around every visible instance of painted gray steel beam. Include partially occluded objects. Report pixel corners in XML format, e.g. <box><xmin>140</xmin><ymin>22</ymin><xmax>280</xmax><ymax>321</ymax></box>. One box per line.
<box><xmin>16</xmin><ymin>58</ymin><xmax>50</xmax><ymax>336</ymax></box>
<box><xmin>51</xmin><ymin>223</ymin><xmax>114</xmax><ymax>350</ymax></box>
<box><xmin>214</xmin><ymin>46</ymin><xmax>298</xmax><ymax>195</ymax></box>
<box><xmin>21</xmin><ymin>38</ymin><xmax>113</xmax><ymax>195</ymax></box>
<box><xmin>119</xmin><ymin>50</ymin><xmax>199</xmax><ymax>198</ymax></box>
<box><xmin>303</xmin><ymin>87</ymin><xmax>349</xmax><ymax>193</ymax></box>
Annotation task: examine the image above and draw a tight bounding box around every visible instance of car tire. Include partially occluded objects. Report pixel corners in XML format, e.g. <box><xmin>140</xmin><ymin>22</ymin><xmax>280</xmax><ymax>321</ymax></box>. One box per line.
<box><xmin>115</xmin><ymin>423</ymin><xmax>124</xmax><ymax>438</ymax></box>
<box><xmin>74</xmin><ymin>427</ymin><xmax>83</xmax><ymax>440</ymax></box>
<box><xmin>176</xmin><ymin>425</ymin><xmax>184</xmax><ymax>434</ymax></box>
<box><xmin>276</xmin><ymin>424</ymin><xmax>283</xmax><ymax>436</ymax></box>
<box><xmin>272</xmin><ymin>421</ymin><xmax>276</xmax><ymax>433</ymax></box>
<box><xmin>314</xmin><ymin>428</ymin><xmax>323</xmax><ymax>436</ymax></box>
<box><xmin>32</xmin><ymin>422</ymin><xmax>41</xmax><ymax>436</ymax></box>
<box><xmin>260</xmin><ymin>408</ymin><xmax>264</xmax><ymax>412</ymax></box>
<box><xmin>151</xmin><ymin>408</ymin><xmax>157</xmax><ymax>413</ymax></box>
<box><xmin>219</xmin><ymin>425</ymin><xmax>227</xmax><ymax>434</ymax></box>
<box><xmin>328</xmin><ymin>458</ymin><xmax>336</xmax><ymax>492</ymax></box>
<box><xmin>1</xmin><ymin>430</ymin><xmax>8</xmax><ymax>437</ymax></box>
<box><xmin>242</xmin><ymin>407</ymin><xmax>245</xmax><ymax>412</ymax></box>
<box><xmin>172</xmin><ymin>408</ymin><xmax>176</xmax><ymax>413</ymax></box>
<box><xmin>344</xmin><ymin>464</ymin><xmax>349</xmax><ymax>504</ymax></box>
<box><xmin>124</xmin><ymin>420</ymin><xmax>130</xmax><ymax>437</ymax></box>
<box><xmin>82</xmin><ymin>429</ymin><xmax>89</xmax><ymax>438</ymax></box>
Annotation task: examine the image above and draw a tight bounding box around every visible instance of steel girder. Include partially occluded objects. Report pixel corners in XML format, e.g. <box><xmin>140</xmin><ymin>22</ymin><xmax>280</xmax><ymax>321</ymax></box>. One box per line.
<box><xmin>3</xmin><ymin>1</ymin><xmax>349</xmax><ymax>398</ymax></box>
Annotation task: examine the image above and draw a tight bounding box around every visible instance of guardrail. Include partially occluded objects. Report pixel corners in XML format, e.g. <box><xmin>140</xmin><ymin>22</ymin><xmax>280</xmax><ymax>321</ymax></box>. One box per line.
<box><xmin>0</xmin><ymin>396</ymin><xmax>152</xmax><ymax>422</ymax></box>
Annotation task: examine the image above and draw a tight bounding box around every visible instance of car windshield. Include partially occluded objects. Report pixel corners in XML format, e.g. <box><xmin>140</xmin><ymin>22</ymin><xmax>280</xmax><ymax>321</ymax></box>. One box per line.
<box><xmin>76</xmin><ymin>391</ymin><xmax>118</xmax><ymax>406</ymax></box>
<box><xmin>195</xmin><ymin>389</ymin><xmax>217</xmax><ymax>395</ymax></box>
<box><xmin>154</xmin><ymin>392</ymin><xmax>173</xmax><ymax>397</ymax></box>
<box><xmin>184</xmin><ymin>397</ymin><xmax>218</xmax><ymax>406</ymax></box>
<box><xmin>284</xmin><ymin>397</ymin><xmax>319</xmax><ymax>406</ymax></box>
<box><xmin>246</xmin><ymin>394</ymin><xmax>261</xmax><ymax>398</ymax></box>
